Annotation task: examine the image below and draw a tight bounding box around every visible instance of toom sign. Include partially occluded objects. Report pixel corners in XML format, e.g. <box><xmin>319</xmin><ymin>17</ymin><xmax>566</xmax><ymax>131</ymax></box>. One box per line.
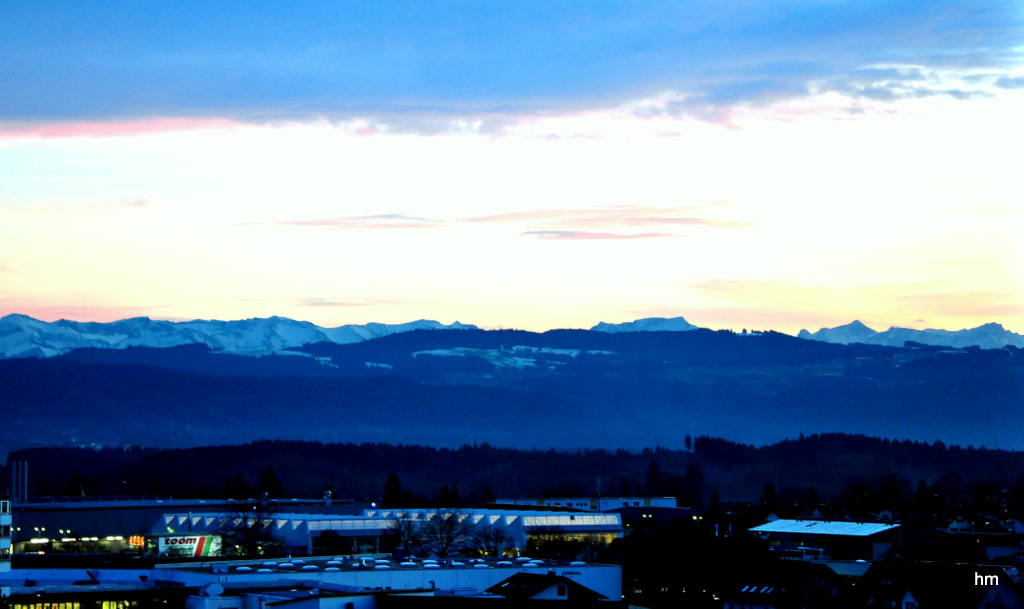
<box><xmin>157</xmin><ymin>535</ymin><xmax>222</xmax><ymax>557</ymax></box>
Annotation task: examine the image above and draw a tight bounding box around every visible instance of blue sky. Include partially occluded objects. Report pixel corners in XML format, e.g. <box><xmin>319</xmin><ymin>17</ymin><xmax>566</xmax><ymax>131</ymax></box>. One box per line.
<box><xmin>1</xmin><ymin>1</ymin><xmax>1022</xmax><ymax>333</ymax></box>
<box><xmin>3</xmin><ymin>1</ymin><xmax>1021</xmax><ymax>121</ymax></box>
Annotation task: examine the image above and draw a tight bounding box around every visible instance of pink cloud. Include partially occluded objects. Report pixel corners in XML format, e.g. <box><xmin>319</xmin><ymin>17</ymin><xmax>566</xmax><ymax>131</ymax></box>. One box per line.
<box><xmin>299</xmin><ymin>298</ymin><xmax>407</xmax><ymax>307</ymax></box>
<box><xmin>0</xmin><ymin>117</ymin><xmax>241</xmax><ymax>140</ymax></box>
<box><xmin>282</xmin><ymin>214</ymin><xmax>439</xmax><ymax>230</ymax></box>
<box><xmin>521</xmin><ymin>230</ymin><xmax>674</xmax><ymax>240</ymax></box>
<box><xmin>234</xmin><ymin>205</ymin><xmax>750</xmax><ymax>235</ymax></box>
<box><xmin>467</xmin><ymin>205</ymin><xmax>752</xmax><ymax>231</ymax></box>
<box><xmin>0</xmin><ymin>304</ymin><xmax>171</xmax><ymax>323</ymax></box>
<box><xmin>233</xmin><ymin>214</ymin><xmax>441</xmax><ymax>230</ymax></box>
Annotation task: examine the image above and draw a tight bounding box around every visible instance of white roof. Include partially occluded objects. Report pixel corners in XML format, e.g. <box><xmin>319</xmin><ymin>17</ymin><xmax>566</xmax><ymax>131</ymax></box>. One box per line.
<box><xmin>749</xmin><ymin>519</ymin><xmax>899</xmax><ymax>537</ymax></box>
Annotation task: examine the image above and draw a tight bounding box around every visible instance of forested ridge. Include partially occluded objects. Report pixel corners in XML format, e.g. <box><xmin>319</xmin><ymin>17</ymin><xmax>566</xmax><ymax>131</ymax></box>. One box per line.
<box><xmin>2</xmin><ymin>328</ymin><xmax>1022</xmax><ymax>452</ymax></box>
<box><xmin>8</xmin><ymin>434</ymin><xmax>1024</xmax><ymax>514</ymax></box>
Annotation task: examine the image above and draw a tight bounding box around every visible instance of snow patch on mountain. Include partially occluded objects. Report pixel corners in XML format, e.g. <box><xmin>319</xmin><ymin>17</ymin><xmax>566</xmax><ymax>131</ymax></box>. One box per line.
<box><xmin>591</xmin><ymin>316</ymin><xmax>699</xmax><ymax>333</ymax></box>
<box><xmin>0</xmin><ymin>314</ymin><xmax>478</xmax><ymax>358</ymax></box>
<box><xmin>798</xmin><ymin>320</ymin><xmax>1024</xmax><ymax>350</ymax></box>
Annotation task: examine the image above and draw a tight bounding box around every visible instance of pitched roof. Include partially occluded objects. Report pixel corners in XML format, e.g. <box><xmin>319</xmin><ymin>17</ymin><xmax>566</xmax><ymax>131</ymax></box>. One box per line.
<box><xmin>485</xmin><ymin>573</ymin><xmax>607</xmax><ymax>601</ymax></box>
<box><xmin>859</xmin><ymin>562</ymin><xmax>1019</xmax><ymax>608</ymax></box>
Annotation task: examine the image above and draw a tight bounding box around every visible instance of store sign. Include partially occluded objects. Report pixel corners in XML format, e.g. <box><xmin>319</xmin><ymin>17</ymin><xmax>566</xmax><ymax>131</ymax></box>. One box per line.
<box><xmin>158</xmin><ymin>535</ymin><xmax>221</xmax><ymax>557</ymax></box>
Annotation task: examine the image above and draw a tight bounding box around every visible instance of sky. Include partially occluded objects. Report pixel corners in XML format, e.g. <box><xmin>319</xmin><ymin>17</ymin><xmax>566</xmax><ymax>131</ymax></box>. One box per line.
<box><xmin>1</xmin><ymin>1</ymin><xmax>1022</xmax><ymax>335</ymax></box>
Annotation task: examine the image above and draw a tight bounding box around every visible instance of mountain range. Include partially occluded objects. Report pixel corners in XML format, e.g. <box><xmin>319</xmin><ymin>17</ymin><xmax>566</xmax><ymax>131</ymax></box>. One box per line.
<box><xmin>2</xmin><ymin>318</ymin><xmax>1022</xmax><ymax>454</ymax></box>
<box><xmin>797</xmin><ymin>320</ymin><xmax>1024</xmax><ymax>350</ymax></box>
<box><xmin>3</xmin><ymin>313</ymin><xmax>1021</xmax><ymax>359</ymax></box>
<box><xmin>0</xmin><ymin>314</ymin><xmax>478</xmax><ymax>358</ymax></box>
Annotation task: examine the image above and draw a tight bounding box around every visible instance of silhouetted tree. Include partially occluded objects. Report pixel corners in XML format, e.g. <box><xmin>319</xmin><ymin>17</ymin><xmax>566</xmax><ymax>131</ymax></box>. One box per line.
<box><xmin>218</xmin><ymin>498</ymin><xmax>281</xmax><ymax>557</ymax></box>
<box><xmin>259</xmin><ymin>466</ymin><xmax>286</xmax><ymax>498</ymax></box>
<box><xmin>384</xmin><ymin>513</ymin><xmax>423</xmax><ymax>557</ymax></box>
<box><xmin>471</xmin><ymin>522</ymin><xmax>514</xmax><ymax>557</ymax></box>
<box><xmin>761</xmin><ymin>483</ymin><xmax>781</xmax><ymax>515</ymax></box>
<box><xmin>420</xmin><ymin>507</ymin><xmax>473</xmax><ymax>557</ymax></box>
<box><xmin>383</xmin><ymin>473</ymin><xmax>404</xmax><ymax>508</ymax></box>
<box><xmin>645</xmin><ymin>459</ymin><xmax>664</xmax><ymax>495</ymax></box>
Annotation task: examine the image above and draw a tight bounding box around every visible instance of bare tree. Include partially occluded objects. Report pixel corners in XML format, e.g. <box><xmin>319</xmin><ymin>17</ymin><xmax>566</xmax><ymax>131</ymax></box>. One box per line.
<box><xmin>420</xmin><ymin>507</ymin><xmax>474</xmax><ymax>558</ymax></box>
<box><xmin>218</xmin><ymin>496</ymin><xmax>281</xmax><ymax>557</ymax></box>
<box><xmin>384</xmin><ymin>512</ymin><xmax>424</xmax><ymax>557</ymax></box>
<box><xmin>471</xmin><ymin>522</ymin><xmax>514</xmax><ymax>557</ymax></box>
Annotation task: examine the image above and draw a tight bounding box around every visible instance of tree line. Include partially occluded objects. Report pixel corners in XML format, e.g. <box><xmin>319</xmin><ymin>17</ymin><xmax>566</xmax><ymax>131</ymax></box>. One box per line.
<box><xmin>7</xmin><ymin>434</ymin><xmax>1024</xmax><ymax>519</ymax></box>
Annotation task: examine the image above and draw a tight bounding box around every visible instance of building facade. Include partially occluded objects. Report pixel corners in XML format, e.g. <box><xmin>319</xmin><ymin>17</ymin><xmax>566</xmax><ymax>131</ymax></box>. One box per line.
<box><xmin>1</xmin><ymin>500</ymin><xmax>11</xmax><ymax>572</ymax></box>
<box><xmin>495</xmin><ymin>497</ymin><xmax>677</xmax><ymax>512</ymax></box>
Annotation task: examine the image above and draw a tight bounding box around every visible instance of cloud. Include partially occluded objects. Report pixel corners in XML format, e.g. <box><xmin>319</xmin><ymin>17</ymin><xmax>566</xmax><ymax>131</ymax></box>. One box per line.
<box><xmin>994</xmin><ymin>75</ymin><xmax>1024</xmax><ymax>90</ymax></box>
<box><xmin>298</xmin><ymin>298</ymin><xmax>403</xmax><ymax>307</ymax></box>
<box><xmin>809</xmin><ymin>64</ymin><xmax>998</xmax><ymax>102</ymax></box>
<box><xmin>0</xmin><ymin>118</ymin><xmax>239</xmax><ymax>140</ymax></box>
<box><xmin>244</xmin><ymin>214</ymin><xmax>441</xmax><ymax>230</ymax></box>
<box><xmin>466</xmin><ymin>205</ymin><xmax>752</xmax><ymax>234</ymax></box>
<box><xmin>236</xmin><ymin>205</ymin><xmax>750</xmax><ymax>237</ymax></box>
<box><xmin>521</xmin><ymin>230</ymin><xmax>674</xmax><ymax>240</ymax></box>
<box><xmin>0</xmin><ymin>303</ymin><xmax>172</xmax><ymax>323</ymax></box>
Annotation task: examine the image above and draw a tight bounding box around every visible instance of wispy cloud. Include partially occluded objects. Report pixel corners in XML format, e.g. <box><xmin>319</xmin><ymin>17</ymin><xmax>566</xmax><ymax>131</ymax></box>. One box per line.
<box><xmin>521</xmin><ymin>230</ymin><xmax>674</xmax><ymax>240</ymax></box>
<box><xmin>0</xmin><ymin>118</ymin><xmax>239</xmax><ymax>140</ymax></box>
<box><xmin>241</xmin><ymin>214</ymin><xmax>441</xmax><ymax>230</ymax></box>
<box><xmin>298</xmin><ymin>298</ymin><xmax>405</xmax><ymax>308</ymax></box>
<box><xmin>467</xmin><ymin>205</ymin><xmax>751</xmax><ymax>238</ymax></box>
<box><xmin>233</xmin><ymin>205</ymin><xmax>750</xmax><ymax>238</ymax></box>
<box><xmin>810</xmin><ymin>65</ymin><xmax>998</xmax><ymax>102</ymax></box>
<box><xmin>0</xmin><ymin>303</ymin><xmax>172</xmax><ymax>323</ymax></box>
<box><xmin>994</xmin><ymin>75</ymin><xmax>1024</xmax><ymax>90</ymax></box>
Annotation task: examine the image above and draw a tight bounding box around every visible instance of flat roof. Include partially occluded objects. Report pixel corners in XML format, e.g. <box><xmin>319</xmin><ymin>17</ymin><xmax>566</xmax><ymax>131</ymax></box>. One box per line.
<box><xmin>155</xmin><ymin>555</ymin><xmax>612</xmax><ymax>575</ymax></box>
<box><xmin>749</xmin><ymin>519</ymin><xmax>900</xmax><ymax>537</ymax></box>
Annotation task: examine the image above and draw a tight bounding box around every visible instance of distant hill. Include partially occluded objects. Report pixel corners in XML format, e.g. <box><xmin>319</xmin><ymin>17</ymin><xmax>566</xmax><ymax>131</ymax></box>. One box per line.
<box><xmin>1</xmin><ymin>327</ymin><xmax>1021</xmax><ymax>455</ymax></box>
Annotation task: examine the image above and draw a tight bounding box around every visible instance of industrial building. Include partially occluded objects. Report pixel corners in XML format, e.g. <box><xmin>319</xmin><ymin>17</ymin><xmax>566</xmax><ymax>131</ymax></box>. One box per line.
<box><xmin>9</xmin><ymin>497</ymin><xmax>365</xmax><ymax>555</ymax></box>
<box><xmin>494</xmin><ymin>496</ymin><xmax>677</xmax><ymax>512</ymax></box>
<box><xmin>156</xmin><ymin>507</ymin><xmax>624</xmax><ymax>557</ymax></box>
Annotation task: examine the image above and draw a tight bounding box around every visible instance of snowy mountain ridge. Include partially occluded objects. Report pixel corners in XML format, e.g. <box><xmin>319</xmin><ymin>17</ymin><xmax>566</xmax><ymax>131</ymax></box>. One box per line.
<box><xmin>3</xmin><ymin>313</ymin><xmax>1021</xmax><ymax>359</ymax></box>
<box><xmin>0</xmin><ymin>314</ymin><xmax>478</xmax><ymax>359</ymax></box>
<box><xmin>591</xmin><ymin>316</ymin><xmax>699</xmax><ymax>333</ymax></box>
<box><xmin>797</xmin><ymin>320</ymin><xmax>1024</xmax><ymax>350</ymax></box>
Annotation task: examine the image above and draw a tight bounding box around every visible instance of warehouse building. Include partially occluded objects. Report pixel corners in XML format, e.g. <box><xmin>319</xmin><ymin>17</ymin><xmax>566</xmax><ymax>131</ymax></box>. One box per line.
<box><xmin>156</xmin><ymin>507</ymin><xmax>624</xmax><ymax>557</ymax></box>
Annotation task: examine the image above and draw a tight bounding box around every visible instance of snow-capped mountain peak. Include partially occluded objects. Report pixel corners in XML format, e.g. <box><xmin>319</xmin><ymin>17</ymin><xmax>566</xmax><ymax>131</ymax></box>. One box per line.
<box><xmin>797</xmin><ymin>320</ymin><xmax>878</xmax><ymax>344</ymax></box>
<box><xmin>590</xmin><ymin>316</ymin><xmax>699</xmax><ymax>333</ymax></box>
<box><xmin>798</xmin><ymin>320</ymin><xmax>1024</xmax><ymax>349</ymax></box>
<box><xmin>0</xmin><ymin>314</ymin><xmax>479</xmax><ymax>359</ymax></box>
